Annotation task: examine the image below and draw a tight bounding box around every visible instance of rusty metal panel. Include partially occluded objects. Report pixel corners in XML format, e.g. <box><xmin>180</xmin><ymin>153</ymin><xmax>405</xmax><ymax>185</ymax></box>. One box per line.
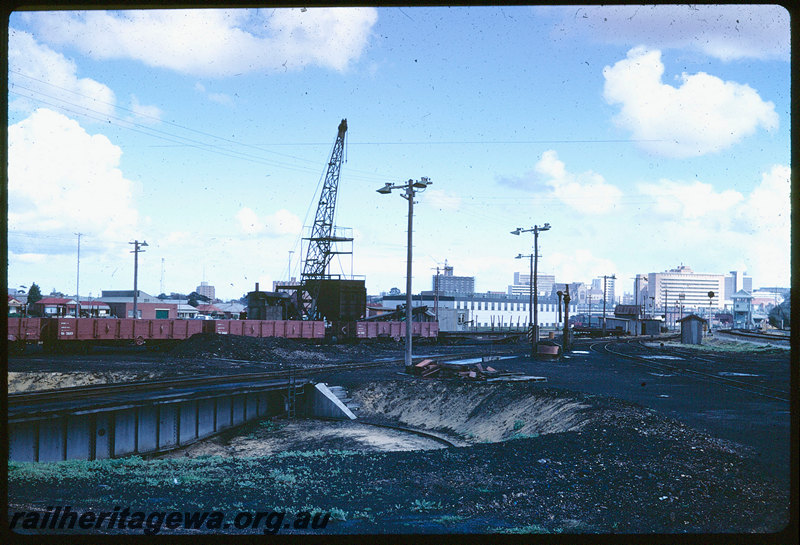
<box><xmin>241</xmin><ymin>320</ymin><xmax>259</xmax><ymax>337</ymax></box>
<box><xmin>117</xmin><ymin>319</ymin><xmax>134</xmax><ymax>340</ymax></box>
<box><xmin>186</xmin><ymin>320</ymin><xmax>203</xmax><ymax>338</ymax></box>
<box><xmin>132</xmin><ymin>320</ymin><xmax>150</xmax><ymax>344</ymax></box>
<box><xmin>8</xmin><ymin>317</ymin><xmax>43</xmax><ymax>342</ymax></box>
<box><xmin>390</xmin><ymin>322</ymin><xmax>402</xmax><ymax>337</ymax></box>
<box><xmin>149</xmin><ymin>319</ymin><xmax>172</xmax><ymax>340</ymax></box>
<box><xmin>285</xmin><ymin>321</ymin><xmax>301</xmax><ymax>338</ymax></box>
<box><xmin>54</xmin><ymin>319</ymin><xmax>77</xmax><ymax>341</ymax></box>
<box><xmin>229</xmin><ymin>321</ymin><xmax>243</xmax><ymax>336</ymax></box>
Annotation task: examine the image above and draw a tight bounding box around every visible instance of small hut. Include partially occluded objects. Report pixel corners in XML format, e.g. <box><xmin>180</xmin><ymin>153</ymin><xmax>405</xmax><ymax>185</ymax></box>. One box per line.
<box><xmin>677</xmin><ymin>314</ymin><xmax>707</xmax><ymax>345</ymax></box>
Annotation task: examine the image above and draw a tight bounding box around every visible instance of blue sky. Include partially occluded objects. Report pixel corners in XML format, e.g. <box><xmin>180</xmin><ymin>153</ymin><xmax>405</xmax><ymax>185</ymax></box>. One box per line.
<box><xmin>7</xmin><ymin>5</ymin><xmax>791</xmax><ymax>301</ymax></box>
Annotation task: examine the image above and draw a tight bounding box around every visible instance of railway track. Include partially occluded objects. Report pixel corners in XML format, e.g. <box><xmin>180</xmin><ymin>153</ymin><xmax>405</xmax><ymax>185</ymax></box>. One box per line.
<box><xmin>590</xmin><ymin>339</ymin><xmax>790</xmax><ymax>403</ymax></box>
<box><xmin>8</xmin><ymin>349</ymin><xmax>516</xmax><ymax>408</ymax></box>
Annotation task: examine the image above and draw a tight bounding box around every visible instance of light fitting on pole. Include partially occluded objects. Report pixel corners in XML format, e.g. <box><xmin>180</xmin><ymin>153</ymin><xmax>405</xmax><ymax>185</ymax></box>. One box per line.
<box><xmin>510</xmin><ymin>228</ymin><xmax>521</xmax><ymax>235</ymax></box>
<box><xmin>376</xmin><ymin>183</ymin><xmax>393</xmax><ymax>194</ymax></box>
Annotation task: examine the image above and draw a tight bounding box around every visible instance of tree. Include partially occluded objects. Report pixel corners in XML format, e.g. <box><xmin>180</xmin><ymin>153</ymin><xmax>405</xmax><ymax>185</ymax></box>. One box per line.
<box><xmin>768</xmin><ymin>296</ymin><xmax>790</xmax><ymax>329</ymax></box>
<box><xmin>27</xmin><ymin>283</ymin><xmax>42</xmax><ymax>304</ymax></box>
<box><xmin>389</xmin><ymin>287</ymin><xmax>401</xmax><ymax>296</ymax></box>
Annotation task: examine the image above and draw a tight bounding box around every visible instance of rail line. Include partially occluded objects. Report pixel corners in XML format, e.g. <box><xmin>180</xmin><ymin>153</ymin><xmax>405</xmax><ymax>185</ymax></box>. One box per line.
<box><xmin>8</xmin><ymin>349</ymin><xmax>516</xmax><ymax>408</ymax></box>
<box><xmin>590</xmin><ymin>339</ymin><xmax>790</xmax><ymax>403</ymax></box>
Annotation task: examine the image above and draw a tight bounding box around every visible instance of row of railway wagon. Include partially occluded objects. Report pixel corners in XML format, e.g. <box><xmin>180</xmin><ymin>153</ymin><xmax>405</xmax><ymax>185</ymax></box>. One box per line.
<box><xmin>7</xmin><ymin>317</ymin><xmax>439</xmax><ymax>352</ymax></box>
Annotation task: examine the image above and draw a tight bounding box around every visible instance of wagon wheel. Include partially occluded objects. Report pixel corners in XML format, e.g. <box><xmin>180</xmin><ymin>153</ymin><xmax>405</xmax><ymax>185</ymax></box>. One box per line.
<box><xmin>134</xmin><ymin>335</ymin><xmax>145</xmax><ymax>346</ymax></box>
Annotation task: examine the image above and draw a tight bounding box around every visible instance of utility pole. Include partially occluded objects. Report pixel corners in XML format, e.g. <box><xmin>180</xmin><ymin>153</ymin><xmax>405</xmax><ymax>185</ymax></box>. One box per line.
<box><xmin>602</xmin><ymin>274</ymin><xmax>615</xmax><ymax>335</ymax></box>
<box><xmin>160</xmin><ymin>258</ymin><xmax>165</xmax><ymax>296</ymax></box>
<box><xmin>511</xmin><ymin>223</ymin><xmax>551</xmax><ymax>357</ymax></box>
<box><xmin>515</xmin><ymin>253</ymin><xmax>534</xmax><ymax>338</ymax></box>
<box><xmin>75</xmin><ymin>233</ymin><xmax>82</xmax><ymax>318</ymax></box>
<box><xmin>130</xmin><ymin>240</ymin><xmax>148</xmax><ymax>319</ymax></box>
<box><xmin>432</xmin><ymin>266</ymin><xmax>440</xmax><ymax>324</ymax></box>
<box><xmin>376</xmin><ymin>177</ymin><xmax>432</xmax><ymax>369</ymax></box>
<box><xmin>563</xmin><ymin>284</ymin><xmax>571</xmax><ymax>353</ymax></box>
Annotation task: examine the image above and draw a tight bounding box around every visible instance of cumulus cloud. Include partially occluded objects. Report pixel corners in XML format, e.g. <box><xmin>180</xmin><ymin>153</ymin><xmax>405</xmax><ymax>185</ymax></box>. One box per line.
<box><xmin>637</xmin><ymin>179</ymin><xmax>744</xmax><ymax>220</ymax></box>
<box><xmin>632</xmin><ymin>165</ymin><xmax>790</xmax><ymax>286</ymax></box>
<box><xmin>550</xmin><ymin>4</ymin><xmax>789</xmax><ymax>61</ymax></box>
<box><xmin>24</xmin><ymin>8</ymin><xmax>378</xmax><ymax>78</ymax></box>
<box><xmin>603</xmin><ymin>47</ymin><xmax>778</xmax><ymax>158</ymax></box>
<box><xmin>533</xmin><ymin>150</ymin><xmax>622</xmax><ymax>214</ymax></box>
<box><xmin>8</xmin><ymin>108</ymin><xmax>139</xmax><ymax>251</ymax></box>
<box><xmin>9</xmin><ymin>28</ymin><xmax>116</xmax><ymax>117</ymax></box>
<box><xmin>128</xmin><ymin>95</ymin><xmax>162</xmax><ymax>123</ymax></box>
<box><xmin>236</xmin><ymin>207</ymin><xmax>302</xmax><ymax>236</ymax></box>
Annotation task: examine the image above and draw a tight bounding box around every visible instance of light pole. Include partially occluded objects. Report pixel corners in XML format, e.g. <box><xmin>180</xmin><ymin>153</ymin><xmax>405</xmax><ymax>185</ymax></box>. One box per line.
<box><xmin>516</xmin><ymin>253</ymin><xmax>534</xmax><ymax>342</ymax></box>
<box><xmin>602</xmin><ymin>274</ymin><xmax>615</xmax><ymax>335</ymax></box>
<box><xmin>511</xmin><ymin>223</ymin><xmax>551</xmax><ymax>357</ymax></box>
<box><xmin>707</xmin><ymin>291</ymin><xmax>715</xmax><ymax>334</ymax></box>
<box><xmin>75</xmin><ymin>233</ymin><xmax>82</xmax><ymax>318</ymax></box>
<box><xmin>130</xmin><ymin>240</ymin><xmax>148</xmax><ymax>319</ymax></box>
<box><xmin>377</xmin><ymin>177</ymin><xmax>432</xmax><ymax>368</ymax></box>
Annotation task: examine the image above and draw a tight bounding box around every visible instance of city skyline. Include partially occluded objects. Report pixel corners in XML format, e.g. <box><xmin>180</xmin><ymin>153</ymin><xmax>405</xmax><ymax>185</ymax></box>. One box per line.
<box><xmin>7</xmin><ymin>6</ymin><xmax>791</xmax><ymax>301</ymax></box>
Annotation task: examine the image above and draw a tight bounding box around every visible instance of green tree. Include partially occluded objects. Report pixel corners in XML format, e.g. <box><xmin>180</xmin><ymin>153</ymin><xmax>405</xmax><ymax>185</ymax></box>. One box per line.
<box><xmin>768</xmin><ymin>296</ymin><xmax>790</xmax><ymax>329</ymax></box>
<box><xmin>27</xmin><ymin>283</ymin><xmax>42</xmax><ymax>304</ymax></box>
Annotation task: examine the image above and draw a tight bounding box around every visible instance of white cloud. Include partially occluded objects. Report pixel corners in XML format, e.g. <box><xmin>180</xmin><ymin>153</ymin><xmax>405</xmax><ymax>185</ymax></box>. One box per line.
<box><xmin>128</xmin><ymin>95</ymin><xmax>162</xmax><ymax>123</ymax></box>
<box><xmin>603</xmin><ymin>47</ymin><xmax>778</xmax><ymax>158</ymax></box>
<box><xmin>631</xmin><ymin>165</ymin><xmax>790</xmax><ymax>287</ymax></box>
<box><xmin>551</xmin><ymin>4</ymin><xmax>789</xmax><ymax>61</ymax></box>
<box><xmin>424</xmin><ymin>189</ymin><xmax>462</xmax><ymax>212</ymax></box>
<box><xmin>8</xmin><ymin>108</ymin><xmax>139</xmax><ymax>248</ymax></box>
<box><xmin>9</xmin><ymin>28</ymin><xmax>116</xmax><ymax>117</ymax></box>
<box><xmin>637</xmin><ymin>179</ymin><xmax>744</xmax><ymax>220</ymax></box>
<box><xmin>532</xmin><ymin>150</ymin><xmax>622</xmax><ymax>214</ymax></box>
<box><xmin>548</xmin><ymin>249</ymin><xmax>618</xmax><ymax>285</ymax></box>
<box><xmin>25</xmin><ymin>8</ymin><xmax>378</xmax><ymax>78</ymax></box>
<box><xmin>236</xmin><ymin>207</ymin><xmax>302</xmax><ymax>236</ymax></box>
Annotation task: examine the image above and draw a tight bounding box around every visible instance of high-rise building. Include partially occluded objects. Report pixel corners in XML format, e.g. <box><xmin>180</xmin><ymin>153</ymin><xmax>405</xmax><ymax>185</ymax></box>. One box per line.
<box><xmin>724</xmin><ymin>270</ymin><xmax>753</xmax><ymax>302</ymax></box>
<box><xmin>432</xmin><ymin>264</ymin><xmax>475</xmax><ymax>296</ymax></box>
<box><xmin>196</xmin><ymin>281</ymin><xmax>215</xmax><ymax>300</ymax></box>
<box><xmin>509</xmin><ymin>272</ymin><xmax>555</xmax><ymax>297</ymax></box>
<box><xmin>592</xmin><ymin>276</ymin><xmax>616</xmax><ymax>305</ymax></box>
<box><xmin>647</xmin><ymin>266</ymin><xmax>724</xmax><ymax>310</ymax></box>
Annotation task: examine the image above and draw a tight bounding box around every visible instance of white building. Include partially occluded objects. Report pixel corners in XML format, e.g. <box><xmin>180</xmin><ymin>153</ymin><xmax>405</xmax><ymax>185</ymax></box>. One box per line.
<box><xmin>380</xmin><ymin>292</ymin><xmax>577</xmax><ymax>332</ymax></box>
<box><xmin>647</xmin><ymin>266</ymin><xmax>724</xmax><ymax>311</ymax></box>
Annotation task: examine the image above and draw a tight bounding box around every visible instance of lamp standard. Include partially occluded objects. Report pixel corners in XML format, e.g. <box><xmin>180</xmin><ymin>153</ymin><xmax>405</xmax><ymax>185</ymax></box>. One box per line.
<box><xmin>75</xmin><ymin>233</ymin><xmax>82</xmax><ymax>318</ymax></box>
<box><xmin>376</xmin><ymin>177</ymin><xmax>432</xmax><ymax>368</ymax></box>
<box><xmin>515</xmin><ymin>253</ymin><xmax>534</xmax><ymax>343</ymax></box>
<box><xmin>707</xmin><ymin>291</ymin><xmax>715</xmax><ymax>334</ymax></box>
<box><xmin>602</xmin><ymin>274</ymin><xmax>615</xmax><ymax>335</ymax></box>
<box><xmin>129</xmin><ymin>240</ymin><xmax>148</xmax><ymax>319</ymax></box>
<box><xmin>511</xmin><ymin>223</ymin><xmax>551</xmax><ymax>357</ymax></box>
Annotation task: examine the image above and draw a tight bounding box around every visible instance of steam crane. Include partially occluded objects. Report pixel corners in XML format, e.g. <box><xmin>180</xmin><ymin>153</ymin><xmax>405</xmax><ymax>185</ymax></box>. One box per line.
<box><xmin>299</xmin><ymin>118</ymin><xmax>353</xmax><ymax>319</ymax></box>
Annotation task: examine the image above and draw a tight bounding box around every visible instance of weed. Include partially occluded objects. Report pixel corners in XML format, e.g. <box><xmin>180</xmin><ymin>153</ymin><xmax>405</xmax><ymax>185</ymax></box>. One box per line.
<box><xmin>411</xmin><ymin>499</ymin><xmax>443</xmax><ymax>512</ymax></box>
<box><xmin>513</xmin><ymin>420</ymin><xmax>525</xmax><ymax>431</ymax></box>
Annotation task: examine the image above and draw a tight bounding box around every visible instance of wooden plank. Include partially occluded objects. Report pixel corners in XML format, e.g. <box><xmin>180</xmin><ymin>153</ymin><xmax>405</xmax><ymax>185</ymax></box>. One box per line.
<box><xmin>414</xmin><ymin>359</ymin><xmax>434</xmax><ymax>368</ymax></box>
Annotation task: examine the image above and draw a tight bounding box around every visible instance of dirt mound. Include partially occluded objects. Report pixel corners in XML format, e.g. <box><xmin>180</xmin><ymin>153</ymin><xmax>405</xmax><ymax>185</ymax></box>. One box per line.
<box><xmin>352</xmin><ymin>380</ymin><xmax>592</xmax><ymax>443</ymax></box>
<box><xmin>168</xmin><ymin>333</ymin><xmax>400</xmax><ymax>364</ymax></box>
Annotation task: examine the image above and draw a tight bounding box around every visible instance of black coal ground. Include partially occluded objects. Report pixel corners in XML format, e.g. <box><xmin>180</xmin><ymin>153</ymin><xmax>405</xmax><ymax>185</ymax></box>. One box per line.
<box><xmin>6</xmin><ymin>335</ymin><xmax>791</xmax><ymax>535</ymax></box>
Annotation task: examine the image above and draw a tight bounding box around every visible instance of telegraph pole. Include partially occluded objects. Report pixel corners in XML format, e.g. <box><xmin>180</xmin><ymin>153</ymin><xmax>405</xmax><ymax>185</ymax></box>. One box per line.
<box><xmin>75</xmin><ymin>233</ymin><xmax>82</xmax><ymax>318</ymax></box>
<box><xmin>130</xmin><ymin>240</ymin><xmax>148</xmax><ymax>319</ymax></box>
<box><xmin>602</xmin><ymin>274</ymin><xmax>615</xmax><ymax>335</ymax></box>
<box><xmin>376</xmin><ymin>177</ymin><xmax>432</xmax><ymax>369</ymax></box>
<box><xmin>511</xmin><ymin>223</ymin><xmax>551</xmax><ymax>357</ymax></box>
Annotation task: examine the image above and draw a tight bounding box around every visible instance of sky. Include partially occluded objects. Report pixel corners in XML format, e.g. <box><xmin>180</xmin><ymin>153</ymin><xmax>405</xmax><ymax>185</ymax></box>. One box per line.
<box><xmin>6</xmin><ymin>5</ymin><xmax>792</xmax><ymax>302</ymax></box>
